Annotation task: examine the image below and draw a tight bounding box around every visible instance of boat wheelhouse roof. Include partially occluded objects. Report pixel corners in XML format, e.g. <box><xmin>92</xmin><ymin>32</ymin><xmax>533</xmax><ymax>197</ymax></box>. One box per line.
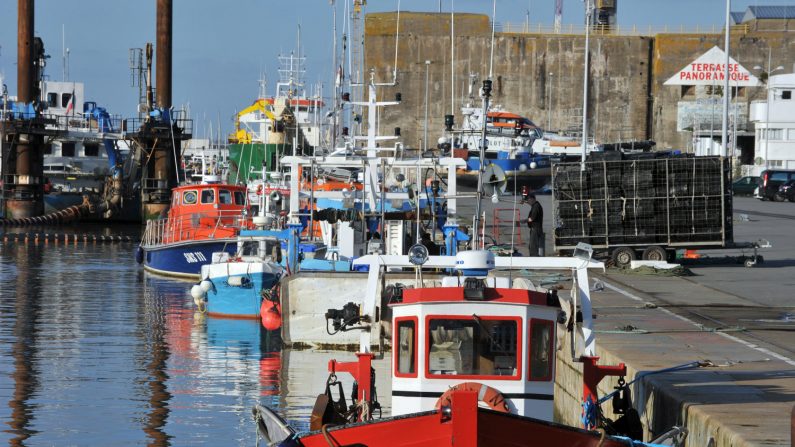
<box><xmin>487</xmin><ymin>112</ymin><xmax>538</xmax><ymax>129</ymax></box>
<box><xmin>395</xmin><ymin>287</ymin><xmax>549</xmax><ymax>306</ymax></box>
<box><xmin>172</xmin><ymin>182</ymin><xmax>247</xmax><ymax>193</ymax></box>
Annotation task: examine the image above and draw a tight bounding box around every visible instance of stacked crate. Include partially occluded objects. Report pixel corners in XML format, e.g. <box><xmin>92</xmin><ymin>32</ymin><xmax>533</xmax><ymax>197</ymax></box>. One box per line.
<box><xmin>552</xmin><ymin>153</ymin><xmax>732</xmax><ymax>250</ymax></box>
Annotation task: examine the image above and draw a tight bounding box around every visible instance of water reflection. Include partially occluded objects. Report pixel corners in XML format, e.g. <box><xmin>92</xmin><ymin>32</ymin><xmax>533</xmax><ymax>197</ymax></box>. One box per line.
<box><xmin>6</xmin><ymin>244</ymin><xmax>42</xmax><ymax>446</ymax></box>
<box><xmin>0</xmin><ymin>241</ymin><xmax>390</xmax><ymax>446</ymax></box>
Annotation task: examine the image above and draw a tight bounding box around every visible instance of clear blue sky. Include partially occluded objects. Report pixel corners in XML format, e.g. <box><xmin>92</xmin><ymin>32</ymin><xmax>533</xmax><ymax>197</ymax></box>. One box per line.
<box><xmin>0</xmin><ymin>0</ymin><xmax>791</xmax><ymax>138</ymax></box>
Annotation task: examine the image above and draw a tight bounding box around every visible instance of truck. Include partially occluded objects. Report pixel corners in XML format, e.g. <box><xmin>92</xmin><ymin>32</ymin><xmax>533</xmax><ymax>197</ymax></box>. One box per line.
<box><xmin>552</xmin><ymin>152</ymin><xmax>766</xmax><ymax>267</ymax></box>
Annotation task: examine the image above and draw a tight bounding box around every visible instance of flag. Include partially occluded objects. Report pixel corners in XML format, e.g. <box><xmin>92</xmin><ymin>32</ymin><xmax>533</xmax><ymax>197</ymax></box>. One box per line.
<box><xmin>65</xmin><ymin>89</ymin><xmax>75</xmax><ymax>116</ymax></box>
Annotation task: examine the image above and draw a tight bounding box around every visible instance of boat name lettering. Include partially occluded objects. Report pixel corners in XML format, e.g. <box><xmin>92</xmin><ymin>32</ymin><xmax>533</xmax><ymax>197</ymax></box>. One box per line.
<box><xmin>184</xmin><ymin>252</ymin><xmax>208</xmax><ymax>263</ymax></box>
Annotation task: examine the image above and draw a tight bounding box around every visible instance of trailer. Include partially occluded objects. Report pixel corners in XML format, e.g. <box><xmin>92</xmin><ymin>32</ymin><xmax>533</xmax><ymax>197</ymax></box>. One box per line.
<box><xmin>552</xmin><ymin>153</ymin><xmax>767</xmax><ymax>267</ymax></box>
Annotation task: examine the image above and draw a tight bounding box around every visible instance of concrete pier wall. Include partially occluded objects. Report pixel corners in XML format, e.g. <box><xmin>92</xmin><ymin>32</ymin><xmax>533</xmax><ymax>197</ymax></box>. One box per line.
<box><xmin>365</xmin><ymin>12</ymin><xmax>795</xmax><ymax>156</ymax></box>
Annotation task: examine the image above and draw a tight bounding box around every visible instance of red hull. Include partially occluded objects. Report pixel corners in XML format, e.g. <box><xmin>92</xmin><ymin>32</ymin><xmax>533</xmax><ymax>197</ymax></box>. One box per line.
<box><xmin>294</xmin><ymin>392</ymin><xmax>633</xmax><ymax>447</ymax></box>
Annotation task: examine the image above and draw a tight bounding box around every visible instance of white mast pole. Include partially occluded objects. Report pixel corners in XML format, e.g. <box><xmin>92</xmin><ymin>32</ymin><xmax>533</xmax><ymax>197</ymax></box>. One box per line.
<box><xmin>451</xmin><ymin>0</ymin><xmax>455</xmax><ymax>116</ymax></box>
<box><xmin>581</xmin><ymin>0</ymin><xmax>593</xmax><ymax>170</ymax></box>
<box><xmin>489</xmin><ymin>0</ymin><xmax>496</xmax><ymax>79</ymax></box>
<box><xmin>721</xmin><ymin>0</ymin><xmax>731</xmax><ymax>157</ymax></box>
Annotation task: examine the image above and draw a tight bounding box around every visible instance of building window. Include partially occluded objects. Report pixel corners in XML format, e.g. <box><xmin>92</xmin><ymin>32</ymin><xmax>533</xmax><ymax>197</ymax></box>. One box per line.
<box><xmin>61</xmin><ymin>142</ymin><xmax>75</xmax><ymax>157</ymax></box>
<box><xmin>769</xmin><ymin>160</ymin><xmax>784</xmax><ymax>168</ymax></box>
<box><xmin>61</xmin><ymin>93</ymin><xmax>73</xmax><ymax>108</ymax></box>
<box><xmin>528</xmin><ymin>319</ymin><xmax>554</xmax><ymax>381</ymax></box>
<box><xmin>787</xmin><ymin>129</ymin><xmax>795</xmax><ymax>141</ymax></box>
<box><xmin>427</xmin><ymin>316</ymin><xmax>520</xmax><ymax>379</ymax></box>
<box><xmin>768</xmin><ymin>129</ymin><xmax>784</xmax><ymax>140</ymax></box>
<box><xmin>47</xmin><ymin>93</ymin><xmax>58</xmax><ymax>108</ymax></box>
<box><xmin>84</xmin><ymin>143</ymin><xmax>100</xmax><ymax>157</ymax></box>
<box><xmin>681</xmin><ymin>86</ymin><xmax>695</xmax><ymax>98</ymax></box>
<box><xmin>43</xmin><ymin>144</ymin><xmax>52</xmax><ymax>155</ymax></box>
<box><xmin>395</xmin><ymin>318</ymin><xmax>417</xmax><ymax>377</ymax></box>
<box><xmin>782</xmin><ymin>90</ymin><xmax>792</xmax><ymax>100</ymax></box>
<box><xmin>733</xmin><ymin>87</ymin><xmax>746</xmax><ymax>98</ymax></box>
<box><xmin>200</xmin><ymin>189</ymin><xmax>215</xmax><ymax>204</ymax></box>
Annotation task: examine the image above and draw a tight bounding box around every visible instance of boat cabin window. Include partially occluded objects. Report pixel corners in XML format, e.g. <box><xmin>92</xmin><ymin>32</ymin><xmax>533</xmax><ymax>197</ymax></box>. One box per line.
<box><xmin>239</xmin><ymin>239</ymin><xmax>281</xmax><ymax>258</ymax></box>
<box><xmin>61</xmin><ymin>93</ymin><xmax>73</xmax><ymax>108</ymax></box>
<box><xmin>219</xmin><ymin>189</ymin><xmax>233</xmax><ymax>205</ymax></box>
<box><xmin>172</xmin><ymin>193</ymin><xmax>180</xmax><ymax>207</ymax></box>
<box><xmin>183</xmin><ymin>190</ymin><xmax>198</xmax><ymax>205</ymax></box>
<box><xmin>528</xmin><ymin>319</ymin><xmax>554</xmax><ymax>381</ymax></box>
<box><xmin>234</xmin><ymin>191</ymin><xmax>246</xmax><ymax>205</ymax></box>
<box><xmin>201</xmin><ymin>189</ymin><xmax>215</xmax><ymax>204</ymax></box>
<box><xmin>427</xmin><ymin>316</ymin><xmax>520</xmax><ymax>379</ymax></box>
<box><xmin>47</xmin><ymin>93</ymin><xmax>59</xmax><ymax>108</ymax></box>
<box><xmin>84</xmin><ymin>143</ymin><xmax>100</xmax><ymax>157</ymax></box>
<box><xmin>395</xmin><ymin>318</ymin><xmax>417</xmax><ymax>377</ymax></box>
<box><xmin>61</xmin><ymin>142</ymin><xmax>76</xmax><ymax>157</ymax></box>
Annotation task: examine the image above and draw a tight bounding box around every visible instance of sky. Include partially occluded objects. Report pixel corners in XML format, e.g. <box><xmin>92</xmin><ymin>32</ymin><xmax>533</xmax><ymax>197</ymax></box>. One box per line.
<box><xmin>0</xmin><ymin>0</ymin><xmax>792</xmax><ymax>139</ymax></box>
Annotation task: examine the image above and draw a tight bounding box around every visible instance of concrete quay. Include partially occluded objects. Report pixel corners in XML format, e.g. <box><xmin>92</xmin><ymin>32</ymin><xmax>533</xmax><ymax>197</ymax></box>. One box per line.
<box><xmin>491</xmin><ymin>194</ymin><xmax>794</xmax><ymax>446</ymax></box>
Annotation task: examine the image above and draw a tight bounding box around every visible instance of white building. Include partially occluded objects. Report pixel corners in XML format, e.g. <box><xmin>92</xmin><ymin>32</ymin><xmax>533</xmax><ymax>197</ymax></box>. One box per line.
<box><xmin>750</xmin><ymin>72</ymin><xmax>795</xmax><ymax>174</ymax></box>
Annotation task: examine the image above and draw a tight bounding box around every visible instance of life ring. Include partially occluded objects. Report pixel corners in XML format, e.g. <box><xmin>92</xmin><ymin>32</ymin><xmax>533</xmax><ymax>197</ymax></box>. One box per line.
<box><xmin>434</xmin><ymin>382</ymin><xmax>510</xmax><ymax>413</ymax></box>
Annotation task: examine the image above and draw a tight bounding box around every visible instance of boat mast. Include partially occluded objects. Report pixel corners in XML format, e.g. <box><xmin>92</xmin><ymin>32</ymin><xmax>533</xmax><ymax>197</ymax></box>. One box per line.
<box><xmin>473</xmin><ymin>79</ymin><xmax>492</xmax><ymax>249</ymax></box>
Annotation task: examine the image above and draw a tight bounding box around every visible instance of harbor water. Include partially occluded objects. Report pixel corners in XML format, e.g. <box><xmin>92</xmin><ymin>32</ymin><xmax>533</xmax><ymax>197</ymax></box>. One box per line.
<box><xmin>0</xmin><ymin>235</ymin><xmax>390</xmax><ymax>446</ymax></box>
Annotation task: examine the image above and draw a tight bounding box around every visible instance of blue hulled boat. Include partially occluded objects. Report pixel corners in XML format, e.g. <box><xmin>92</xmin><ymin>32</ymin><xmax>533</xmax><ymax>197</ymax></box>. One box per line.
<box><xmin>138</xmin><ymin>182</ymin><xmax>252</xmax><ymax>279</ymax></box>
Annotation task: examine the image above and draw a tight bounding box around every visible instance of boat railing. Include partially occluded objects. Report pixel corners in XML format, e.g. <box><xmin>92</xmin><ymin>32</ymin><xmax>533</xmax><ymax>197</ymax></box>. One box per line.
<box><xmin>141</xmin><ymin>210</ymin><xmax>251</xmax><ymax>248</ymax></box>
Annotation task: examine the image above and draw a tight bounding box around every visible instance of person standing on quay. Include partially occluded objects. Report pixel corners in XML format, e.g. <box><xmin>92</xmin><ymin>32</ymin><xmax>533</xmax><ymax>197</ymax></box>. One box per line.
<box><xmin>526</xmin><ymin>194</ymin><xmax>544</xmax><ymax>256</ymax></box>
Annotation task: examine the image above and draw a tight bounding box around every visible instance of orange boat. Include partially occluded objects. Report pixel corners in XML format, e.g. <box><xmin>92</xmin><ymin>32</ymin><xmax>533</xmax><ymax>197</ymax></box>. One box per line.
<box><xmin>139</xmin><ymin>182</ymin><xmax>252</xmax><ymax>278</ymax></box>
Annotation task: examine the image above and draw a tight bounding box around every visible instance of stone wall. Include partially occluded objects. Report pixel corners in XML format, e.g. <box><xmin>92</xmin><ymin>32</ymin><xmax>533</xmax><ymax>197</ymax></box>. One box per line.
<box><xmin>365</xmin><ymin>12</ymin><xmax>795</xmax><ymax>160</ymax></box>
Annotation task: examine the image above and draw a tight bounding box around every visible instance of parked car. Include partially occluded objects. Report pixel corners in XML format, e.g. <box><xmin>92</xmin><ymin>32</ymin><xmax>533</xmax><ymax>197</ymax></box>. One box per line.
<box><xmin>778</xmin><ymin>179</ymin><xmax>795</xmax><ymax>202</ymax></box>
<box><xmin>757</xmin><ymin>169</ymin><xmax>795</xmax><ymax>201</ymax></box>
<box><xmin>732</xmin><ymin>176</ymin><xmax>760</xmax><ymax>196</ymax></box>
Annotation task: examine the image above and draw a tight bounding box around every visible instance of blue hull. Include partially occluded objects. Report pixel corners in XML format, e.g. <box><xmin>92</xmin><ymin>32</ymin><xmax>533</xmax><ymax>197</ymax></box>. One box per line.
<box><xmin>143</xmin><ymin>240</ymin><xmax>236</xmax><ymax>279</ymax></box>
<box><xmin>206</xmin><ymin>271</ymin><xmax>281</xmax><ymax>318</ymax></box>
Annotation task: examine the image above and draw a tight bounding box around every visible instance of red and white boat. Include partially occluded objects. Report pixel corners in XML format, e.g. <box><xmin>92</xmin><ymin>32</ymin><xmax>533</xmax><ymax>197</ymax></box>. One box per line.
<box><xmin>253</xmin><ymin>249</ymin><xmax>675</xmax><ymax>446</ymax></box>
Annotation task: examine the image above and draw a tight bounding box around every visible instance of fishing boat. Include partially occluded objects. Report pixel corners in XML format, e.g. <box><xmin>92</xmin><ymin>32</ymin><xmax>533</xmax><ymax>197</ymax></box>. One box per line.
<box><xmin>191</xmin><ymin>232</ymin><xmax>285</xmax><ymax>322</ymax></box>
<box><xmin>253</xmin><ymin>248</ymin><xmax>671</xmax><ymax>446</ymax></box>
<box><xmin>447</xmin><ymin>77</ymin><xmax>552</xmax><ymax>190</ymax></box>
<box><xmin>138</xmin><ymin>181</ymin><xmax>252</xmax><ymax>279</ymax></box>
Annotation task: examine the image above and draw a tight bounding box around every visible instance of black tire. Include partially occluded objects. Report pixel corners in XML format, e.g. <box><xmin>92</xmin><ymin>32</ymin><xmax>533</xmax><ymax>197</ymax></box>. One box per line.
<box><xmin>744</xmin><ymin>258</ymin><xmax>756</xmax><ymax>268</ymax></box>
<box><xmin>642</xmin><ymin>245</ymin><xmax>667</xmax><ymax>262</ymax></box>
<box><xmin>611</xmin><ymin>247</ymin><xmax>637</xmax><ymax>268</ymax></box>
<box><xmin>773</xmin><ymin>193</ymin><xmax>785</xmax><ymax>202</ymax></box>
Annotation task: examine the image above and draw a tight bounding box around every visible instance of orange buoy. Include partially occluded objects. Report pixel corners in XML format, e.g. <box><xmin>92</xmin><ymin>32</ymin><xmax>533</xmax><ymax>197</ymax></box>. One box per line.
<box><xmin>435</xmin><ymin>382</ymin><xmax>510</xmax><ymax>413</ymax></box>
<box><xmin>683</xmin><ymin>249</ymin><xmax>700</xmax><ymax>259</ymax></box>
<box><xmin>260</xmin><ymin>301</ymin><xmax>282</xmax><ymax>331</ymax></box>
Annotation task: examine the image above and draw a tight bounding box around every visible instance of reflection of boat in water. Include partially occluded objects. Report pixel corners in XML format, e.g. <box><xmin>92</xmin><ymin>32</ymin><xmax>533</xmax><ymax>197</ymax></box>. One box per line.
<box><xmin>205</xmin><ymin>318</ymin><xmax>282</xmax><ymax>397</ymax></box>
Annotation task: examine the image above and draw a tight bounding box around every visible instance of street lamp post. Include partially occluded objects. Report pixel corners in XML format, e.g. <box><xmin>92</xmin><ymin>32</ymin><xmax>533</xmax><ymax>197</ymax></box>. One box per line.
<box><xmin>424</xmin><ymin>60</ymin><xmax>431</xmax><ymax>151</ymax></box>
<box><xmin>754</xmin><ymin>51</ymin><xmax>784</xmax><ymax>171</ymax></box>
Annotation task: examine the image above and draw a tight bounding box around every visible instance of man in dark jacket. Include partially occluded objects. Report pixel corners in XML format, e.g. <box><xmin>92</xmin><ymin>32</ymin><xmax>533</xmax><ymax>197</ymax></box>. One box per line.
<box><xmin>526</xmin><ymin>194</ymin><xmax>544</xmax><ymax>256</ymax></box>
